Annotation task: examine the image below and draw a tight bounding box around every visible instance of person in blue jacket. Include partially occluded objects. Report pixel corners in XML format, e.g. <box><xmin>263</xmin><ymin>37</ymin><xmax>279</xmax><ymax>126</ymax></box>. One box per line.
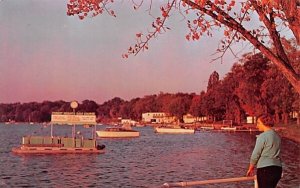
<box><xmin>246</xmin><ymin>114</ymin><xmax>282</xmax><ymax>188</ymax></box>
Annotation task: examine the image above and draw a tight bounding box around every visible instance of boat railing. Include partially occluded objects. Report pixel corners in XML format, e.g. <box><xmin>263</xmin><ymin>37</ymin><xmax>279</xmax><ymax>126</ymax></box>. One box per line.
<box><xmin>22</xmin><ymin>136</ymin><xmax>96</xmax><ymax>148</ymax></box>
<box><xmin>158</xmin><ymin>176</ymin><xmax>257</xmax><ymax>188</ymax></box>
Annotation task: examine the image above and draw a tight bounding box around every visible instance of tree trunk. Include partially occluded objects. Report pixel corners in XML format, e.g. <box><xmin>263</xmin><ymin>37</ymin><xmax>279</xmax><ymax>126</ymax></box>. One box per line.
<box><xmin>275</xmin><ymin>111</ymin><xmax>280</xmax><ymax>124</ymax></box>
<box><xmin>182</xmin><ymin>0</ymin><xmax>300</xmax><ymax>94</ymax></box>
<box><xmin>283</xmin><ymin>112</ymin><xmax>289</xmax><ymax>125</ymax></box>
<box><xmin>239</xmin><ymin>25</ymin><xmax>300</xmax><ymax>94</ymax></box>
<box><xmin>297</xmin><ymin>110</ymin><xmax>300</xmax><ymax>125</ymax></box>
<box><xmin>235</xmin><ymin>109</ymin><xmax>242</xmax><ymax>125</ymax></box>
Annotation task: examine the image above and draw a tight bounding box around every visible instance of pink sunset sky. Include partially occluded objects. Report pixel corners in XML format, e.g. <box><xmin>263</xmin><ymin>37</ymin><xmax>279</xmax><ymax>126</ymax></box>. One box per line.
<box><xmin>0</xmin><ymin>0</ymin><xmax>245</xmax><ymax>104</ymax></box>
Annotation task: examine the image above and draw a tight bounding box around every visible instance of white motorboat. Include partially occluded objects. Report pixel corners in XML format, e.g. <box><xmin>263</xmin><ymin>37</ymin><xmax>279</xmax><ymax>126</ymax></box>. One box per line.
<box><xmin>220</xmin><ymin>126</ymin><xmax>237</xmax><ymax>131</ymax></box>
<box><xmin>96</xmin><ymin>127</ymin><xmax>140</xmax><ymax>138</ymax></box>
<box><xmin>154</xmin><ymin>127</ymin><xmax>195</xmax><ymax>134</ymax></box>
<box><xmin>200</xmin><ymin>126</ymin><xmax>215</xmax><ymax>130</ymax></box>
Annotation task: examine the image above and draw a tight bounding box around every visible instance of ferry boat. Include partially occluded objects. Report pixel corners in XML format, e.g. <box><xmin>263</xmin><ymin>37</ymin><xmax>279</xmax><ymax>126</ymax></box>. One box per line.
<box><xmin>12</xmin><ymin>135</ymin><xmax>105</xmax><ymax>154</ymax></box>
<box><xmin>12</xmin><ymin>102</ymin><xmax>105</xmax><ymax>154</ymax></box>
<box><xmin>96</xmin><ymin>127</ymin><xmax>140</xmax><ymax>138</ymax></box>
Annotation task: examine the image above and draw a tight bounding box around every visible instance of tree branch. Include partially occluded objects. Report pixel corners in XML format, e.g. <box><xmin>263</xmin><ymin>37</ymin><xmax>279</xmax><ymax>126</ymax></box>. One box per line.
<box><xmin>182</xmin><ymin>0</ymin><xmax>300</xmax><ymax>93</ymax></box>
<box><xmin>125</xmin><ymin>0</ymin><xmax>176</xmax><ymax>56</ymax></box>
<box><xmin>250</xmin><ymin>0</ymin><xmax>290</xmax><ymax>66</ymax></box>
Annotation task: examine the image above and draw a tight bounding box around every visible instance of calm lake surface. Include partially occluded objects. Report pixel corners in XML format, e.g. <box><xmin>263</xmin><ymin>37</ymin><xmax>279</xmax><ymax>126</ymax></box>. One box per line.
<box><xmin>0</xmin><ymin>123</ymin><xmax>299</xmax><ymax>188</ymax></box>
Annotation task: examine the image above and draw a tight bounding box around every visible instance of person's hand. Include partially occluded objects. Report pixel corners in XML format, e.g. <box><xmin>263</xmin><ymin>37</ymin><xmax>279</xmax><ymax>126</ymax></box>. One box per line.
<box><xmin>246</xmin><ymin>168</ymin><xmax>254</xmax><ymax>176</ymax></box>
<box><xmin>246</xmin><ymin>164</ymin><xmax>255</xmax><ymax>176</ymax></box>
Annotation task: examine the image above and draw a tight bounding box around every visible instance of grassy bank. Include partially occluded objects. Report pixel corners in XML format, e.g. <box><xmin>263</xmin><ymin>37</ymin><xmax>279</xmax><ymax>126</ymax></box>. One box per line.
<box><xmin>275</xmin><ymin>123</ymin><xmax>300</xmax><ymax>143</ymax></box>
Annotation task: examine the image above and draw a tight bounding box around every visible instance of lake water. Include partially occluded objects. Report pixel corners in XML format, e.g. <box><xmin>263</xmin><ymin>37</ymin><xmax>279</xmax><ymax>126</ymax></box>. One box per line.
<box><xmin>0</xmin><ymin>123</ymin><xmax>299</xmax><ymax>188</ymax></box>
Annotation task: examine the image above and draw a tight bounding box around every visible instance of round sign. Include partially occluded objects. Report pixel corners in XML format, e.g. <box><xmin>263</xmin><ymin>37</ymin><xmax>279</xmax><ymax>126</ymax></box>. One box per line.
<box><xmin>70</xmin><ymin>101</ymin><xmax>78</xmax><ymax>109</ymax></box>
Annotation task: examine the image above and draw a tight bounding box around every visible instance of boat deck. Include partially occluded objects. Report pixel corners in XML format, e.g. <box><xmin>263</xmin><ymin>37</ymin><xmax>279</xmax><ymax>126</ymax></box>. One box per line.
<box><xmin>12</xmin><ymin>146</ymin><xmax>104</xmax><ymax>154</ymax></box>
<box><xmin>12</xmin><ymin>136</ymin><xmax>105</xmax><ymax>154</ymax></box>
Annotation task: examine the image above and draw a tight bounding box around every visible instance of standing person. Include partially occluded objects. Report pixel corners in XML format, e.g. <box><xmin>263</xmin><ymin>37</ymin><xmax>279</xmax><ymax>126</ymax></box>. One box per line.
<box><xmin>246</xmin><ymin>114</ymin><xmax>282</xmax><ymax>188</ymax></box>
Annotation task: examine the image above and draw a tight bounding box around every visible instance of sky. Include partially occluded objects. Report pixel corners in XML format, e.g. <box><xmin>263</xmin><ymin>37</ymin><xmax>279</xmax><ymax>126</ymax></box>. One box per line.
<box><xmin>0</xmin><ymin>0</ymin><xmax>244</xmax><ymax>104</ymax></box>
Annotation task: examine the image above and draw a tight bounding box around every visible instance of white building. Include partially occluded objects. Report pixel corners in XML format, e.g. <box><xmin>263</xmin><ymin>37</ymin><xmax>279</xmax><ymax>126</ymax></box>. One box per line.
<box><xmin>246</xmin><ymin>116</ymin><xmax>256</xmax><ymax>124</ymax></box>
<box><xmin>183</xmin><ymin>114</ymin><xmax>207</xmax><ymax>124</ymax></box>
<box><xmin>142</xmin><ymin>112</ymin><xmax>176</xmax><ymax>124</ymax></box>
<box><xmin>183</xmin><ymin>114</ymin><xmax>197</xmax><ymax>124</ymax></box>
<box><xmin>121</xmin><ymin>119</ymin><xmax>137</xmax><ymax>126</ymax></box>
<box><xmin>290</xmin><ymin>111</ymin><xmax>299</xmax><ymax>119</ymax></box>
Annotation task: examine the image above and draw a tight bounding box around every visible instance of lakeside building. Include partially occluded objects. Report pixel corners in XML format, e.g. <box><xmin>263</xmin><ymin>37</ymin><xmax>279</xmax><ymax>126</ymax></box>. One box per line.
<box><xmin>142</xmin><ymin>112</ymin><xmax>176</xmax><ymax>124</ymax></box>
<box><xmin>290</xmin><ymin>111</ymin><xmax>299</xmax><ymax>119</ymax></box>
<box><xmin>121</xmin><ymin>119</ymin><xmax>137</xmax><ymax>126</ymax></box>
<box><xmin>183</xmin><ymin>114</ymin><xmax>207</xmax><ymax>124</ymax></box>
<box><xmin>246</xmin><ymin>116</ymin><xmax>256</xmax><ymax>124</ymax></box>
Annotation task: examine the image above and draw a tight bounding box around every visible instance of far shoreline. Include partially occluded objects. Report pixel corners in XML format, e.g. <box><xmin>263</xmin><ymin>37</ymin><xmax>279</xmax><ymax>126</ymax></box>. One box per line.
<box><xmin>275</xmin><ymin>124</ymin><xmax>300</xmax><ymax>144</ymax></box>
<box><xmin>2</xmin><ymin>121</ymin><xmax>299</xmax><ymax>144</ymax></box>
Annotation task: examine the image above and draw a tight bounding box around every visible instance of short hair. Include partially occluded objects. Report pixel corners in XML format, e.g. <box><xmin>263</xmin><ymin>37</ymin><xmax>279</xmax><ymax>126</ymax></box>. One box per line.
<box><xmin>257</xmin><ymin>114</ymin><xmax>274</xmax><ymax>127</ymax></box>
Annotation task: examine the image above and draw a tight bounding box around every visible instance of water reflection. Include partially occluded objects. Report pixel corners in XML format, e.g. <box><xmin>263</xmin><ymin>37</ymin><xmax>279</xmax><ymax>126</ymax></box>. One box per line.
<box><xmin>0</xmin><ymin>124</ymin><xmax>299</xmax><ymax>187</ymax></box>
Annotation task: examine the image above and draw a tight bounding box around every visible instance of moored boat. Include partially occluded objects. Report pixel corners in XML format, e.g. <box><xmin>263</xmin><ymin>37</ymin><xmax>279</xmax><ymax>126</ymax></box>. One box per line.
<box><xmin>154</xmin><ymin>127</ymin><xmax>195</xmax><ymax>134</ymax></box>
<box><xmin>199</xmin><ymin>126</ymin><xmax>215</xmax><ymax>130</ymax></box>
<box><xmin>96</xmin><ymin>127</ymin><xmax>140</xmax><ymax>138</ymax></box>
<box><xmin>12</xmin><ymin>101</ymin><xmax>105</xmax><ymax>154</ymax></box>
<box><xmin>220</xmin><ymin>126</ymin><xmax>237</xmax><ymax>131</ymax></box>
<box><xmin>12</xmin><ymin>136</ymin><xmax>105</xmax><ymax>154</ymax></box>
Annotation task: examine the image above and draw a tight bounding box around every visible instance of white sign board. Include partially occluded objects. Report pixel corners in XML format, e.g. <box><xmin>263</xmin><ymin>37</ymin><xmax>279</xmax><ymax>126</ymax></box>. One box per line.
<box><xmin>51</xmin><ymin>112</ymin><xmax>96</xmax><ymax>125</ymax></box>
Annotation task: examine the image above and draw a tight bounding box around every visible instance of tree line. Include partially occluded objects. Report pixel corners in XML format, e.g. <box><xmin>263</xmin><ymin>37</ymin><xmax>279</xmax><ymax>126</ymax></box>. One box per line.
<box><xmin>1</xmin><ymin>49</ymin><xmax>299</xmax><ymax>125</ymax></box>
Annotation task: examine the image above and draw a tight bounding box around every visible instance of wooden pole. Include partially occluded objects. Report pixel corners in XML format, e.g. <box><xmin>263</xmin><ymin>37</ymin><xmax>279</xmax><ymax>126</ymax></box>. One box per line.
<box><xmin>161</xmin><ymin>176</ymin><xmax>256</xmax><ymax>187</ymax></box>
<box><xmin>51</xmin><ymin>123</ymin><xmax>53</xmax><ymax>137</ymax></box>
